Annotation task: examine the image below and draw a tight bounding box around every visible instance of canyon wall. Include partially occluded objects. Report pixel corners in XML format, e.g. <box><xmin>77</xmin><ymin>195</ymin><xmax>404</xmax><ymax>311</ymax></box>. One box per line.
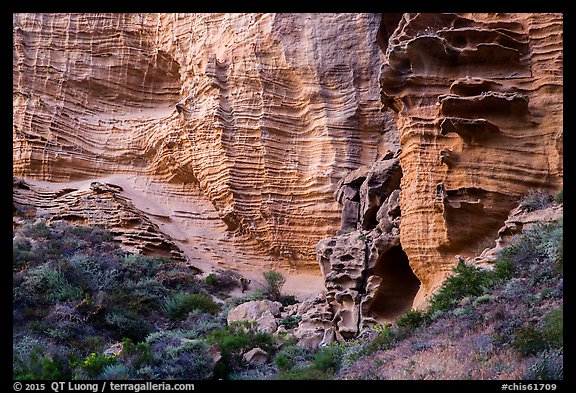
<box><xmin>13</xmin><ymin>13</ymin><xmax>396</xmax><ymax>267</ymax></box>
<box><xmin>379</xmin><ymin>13</ymin><xmax>563</xmax><ymax>305</ymax></box>
<box><xmin>13</xmin><ymin>13</ymin><xmax>563</xmax><ymax>318</ymax></box>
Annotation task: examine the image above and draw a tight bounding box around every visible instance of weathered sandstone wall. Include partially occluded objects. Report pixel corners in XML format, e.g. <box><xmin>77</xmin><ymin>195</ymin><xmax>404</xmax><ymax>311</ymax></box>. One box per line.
<box><xmin>13</xmin><ymin>13</ymin><xmax>396</xmax><ymax>267</ymax></box>
<box><xmin>378</xmin><ymin>13</ymin><xmax>563</xmax><ymax>305</ymax></box>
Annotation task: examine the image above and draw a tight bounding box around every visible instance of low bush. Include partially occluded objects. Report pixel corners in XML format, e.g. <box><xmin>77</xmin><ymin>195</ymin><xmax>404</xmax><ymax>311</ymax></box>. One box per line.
<box><xmin>98</xmin><ymin>364</ymin><xmax>132</xmax><ymax>380</ymax></box>
<box><xmin>312</xmin><ymin>345</ymin><xmax>341</xmax><ymax>372</ymax></box>
<box><xmin>554</xmin><ymin>189</ymin><xmax>563</xmax><ymax>204</ymax></box>
<box><xmin>154</xmin><ymin>339</ymin><xmax>213</xmax><ymax>380</ymax></box>
<box><xmin>527</xmin><ymin>348</ymin><xmax>563</xmax><ymax>380</ymax></box>
<box><xmin>75</xmin><ymin>352</ymin><xmax>118</xmax><ymax>378</ymax></box>
<box><xmin>428</xmin><ymin>264</ymin><xmax>495</xmax><ymax>315</ymax></box>
<box><xmin>163</xmin><ymin>293</ymin><xmax>221</xmax><ymax>320</ymax></box>
<box><xmin>104</xmin><ymin>310</ymin><xmax>153</xmax><ymax>342</ymax></box>
<box><xmin>205</xmin><ymin>274</ymin><xmax>217</xmax><ymax>286</ymax></box>
<box><xmin>512</xmin><ymin>327</ymin><xmax>548</xmax><ymax>356</ymax></box>
<box><xmin>280</xmin><ymin>315</ymin><xmax>301</xmax><ymax>329</ymax></box>
<box><xmin>276</xmin><ymin>367</ymin><xmax>333</xmax><ymax>380</ymax></box>
<box><xmin>279</xmin><ymin>294</ymin><xmax>298</xmax><ymax>306</ymax></box>
<box><xmin>396</xmin><ymin>309</ymin><xmax>429</xmax><ymax>332</ymax></box>
<box><xmin>13</xmin><ymin>345</ymin><xmax>71</xmax><ymax>380</ymax></box>
<box><xmin>273</xmin><ymin>343</ymin><xmax>314</xmax><ymax>372</ymax></box>
<box><xmin>519</xmin><ymin>189</ymin><xmax>553</xmax><ymax>212</ymax></box>
<box><xmin>541</xmin><ymin>307</ymin><xmax>563</xmax><ymax>348</ymax></box>
<box><xmin>262</xmin><ymin>270</ymin><xmax>286</xmax><ymax>302</ymax></box>
<box><xmin>208</xmin><ymin>321</ymin><xmax>275</xmax><ymax>379</ymax></box>
<box><xmin>274</xmin><ymin>354</ymin><xmax>291</xmax><ymax>371</ymax></box>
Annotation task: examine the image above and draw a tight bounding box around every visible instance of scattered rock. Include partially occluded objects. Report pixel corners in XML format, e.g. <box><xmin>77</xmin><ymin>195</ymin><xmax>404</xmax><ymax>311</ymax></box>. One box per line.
<box><xmin>242</xmin><ymin>348</ymin><xmax>268</xmax><ymax>365</ymax></box>
<box><xmin>227</xmin><ymin>300</ymin><xmax>283</xmax><ymax>333</ymax></box>
<box><xmin>103</xmin><ymin>342</ymin><xmax>123</xmax><ymax>357</ymax></box>
<box><xmin>208</xmin><ymin>344</ymin><xmax>222</xmax><ymax>364</ymax></box>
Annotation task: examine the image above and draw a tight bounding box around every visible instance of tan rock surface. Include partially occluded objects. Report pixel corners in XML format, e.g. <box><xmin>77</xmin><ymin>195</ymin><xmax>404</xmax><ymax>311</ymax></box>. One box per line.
<box><xmin>13</xmin><ymin>13</ymin><xmax>396</xmax><ymax>272</ymax></box>
<box><xmin>379</xmin><ymin>13</ymin><xmax>563</xmax><ymax>307</ymax></box>
<box><xmin>12</xmin><ymin>13</ymin><xmax>563</xmax><ymax>314</ymax></box>
<box><xmin>242</xmin><ymin>348</ymin><xmax>269</xmax><ymax>365</ymax></box>
<box><xmin>226</xmin><ymin>300</ymin><xmax>283</xmax><ymax>334</ymax></box>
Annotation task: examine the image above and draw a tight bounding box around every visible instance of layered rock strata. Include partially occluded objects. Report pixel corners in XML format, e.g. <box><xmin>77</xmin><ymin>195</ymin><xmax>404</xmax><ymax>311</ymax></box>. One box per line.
<box><xmin>13</xmin><ymin>177</ymin><xmax>187</xmax><ymax>262</ymax></box>
<box><xmin>13</xmin><ymin>13</ymin><xmax>396</xmax><ymax>266</ymax></box>
<box><xmin>467</xmin><ymin>201</ymin><xmax>563</xmax><ymax>269</ymax></box>
<box><xmin>378</xmin><ymin>13</ymin><xmax>563</xmax><ymax>305</ymax></box>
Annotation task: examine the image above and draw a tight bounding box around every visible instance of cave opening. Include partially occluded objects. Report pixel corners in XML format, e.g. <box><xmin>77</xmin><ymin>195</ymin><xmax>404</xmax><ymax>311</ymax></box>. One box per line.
<box><xmin>368</xmin><ymin>244</ymin><xmax>420</xmax><ymax>322</ymax></box>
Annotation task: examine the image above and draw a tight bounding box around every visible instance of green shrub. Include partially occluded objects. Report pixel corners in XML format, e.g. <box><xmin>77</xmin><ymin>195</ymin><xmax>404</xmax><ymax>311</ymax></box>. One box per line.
<box><xmin>205</xmin><ymin>274</ymin><xmax>217</xmax><ymax>286</ymax></box>
<box><xmin>161</xmin><ymin>340</ymin><xmax>214</xmax><ymax>380</ymax></box>
<box><xmin>276</xmin><ymin>367</ymin><xmax>333</xmax><ymax>380</ymax></box>
<box><xmin>13</xmin><ymin>237</ymin><xmax>34</xmax><ymax>270</ymax></box>
<box><xmin>554</xmin><ymin>189</ymin><xmax>563</xmax><ymax>204</ymax></box>
<box><xmin>312</xmin><ymin>345</ymin><xmax>341</xmax><ymax>372</ymax></box>
<box><xmin>13</xmin><ymin>348</ymin><xmax>70</xmax><ymax>380</ymax></box>
<box><xmin>19</xmin><ymin>265</ymin><xmax>83</xmax><ymax>304</ymax></box>
<box><xmin>428</xmin><ymin>263</ymin><xmax>495</xmax><ymax>314</ymax></box>
<box><xmin>512</xmin><ymin>327</ymin><xmax>548</xmax><ymax>356</ymax></box>
<box><xmin>76</xmin><ymin>352</ymin><xmax>118</xmax><ymax>378</ymax></box>
<box><xmin>104</xmin><ymin>311</ymin><xmax>152</xmax><ymax>342</ymax></box>
<box><xmin>164</xmin><ymin>293</ymin><xmax>221</xmax><ymax>320</ymax></box>
<box><xmin>493</xmin><ymin>257</ymin><xmax>515</xmax><ymax>282</ymax></box>
<box><xmin>274</xmin><ymin>354</ymin><xmax>291</xmax><ymax>371</ymax></box>
<box><xmin>22</xmin><ymin>221</ymin><xmax>51</xmax><ymax>238</ymax></box>
<box><xmin>542</xmin><ymin>307</ymin><xmax>563</xmax><ymax>348</ymax></box>
<box><xmin>279</xmin><ymin>294</ymin><xmax>298</xmax><ymax>306</ymax></box>
<box><xmin>208</xmin><ymin>321</ymin><xmax>275</xmax><ymax>379</ymax></box>
<box><xmin>273</xmin><ymin>343</ymin><xmax>314</xmax><ymax>372</ymax></box>
<box><xmin>396</xmin><ymin>309</ymin><xmax>429</xmax><ymax>331</ymax></box>
<box><xmin>280</xmin><ymin>315</ymin><xmax>301</xmax><ymax>329</ymax></box>
<box><xmin>519</xmin><ymin>189</ymin><xmax>553</xmax><ymax>212</ymax></box>
<box><xmin>120</xmin><ymin>338</ymin><xmax>155</xmax><ymax>370</ymax></box>
<box><xmin>262</xmin><ymin>270</ymin><xmax>286</xmax><ymax>302</ymax></box>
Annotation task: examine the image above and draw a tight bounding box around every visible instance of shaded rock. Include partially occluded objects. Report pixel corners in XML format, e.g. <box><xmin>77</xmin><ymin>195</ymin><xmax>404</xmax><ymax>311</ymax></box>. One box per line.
<box><xmin>103</xmin><ymin>342</ymin><xmax>123</xmax><ymax>357</ymax></box>
<box><xmin>208</xmin><ymin>344</ymin><xmax>222</xmax><ymax>364</ymax></box>
<box><xmin>242</xmin><ymin>348</ymin><xmax>268</xmax><ymax>365</ymax></box>
<box><xmin>294</xmin><ymin>293</ymin><xmax>338</xmax><ymax>349</ymax></box>
<box><xmin>359</xmin><ymin>158</ymin><xmax>402</xmax><ymax>230</ymax></box>
<box><xmin>227</xmin><ymin>300</ymin><xmax>283</xmax><ymax>333</ymax></box>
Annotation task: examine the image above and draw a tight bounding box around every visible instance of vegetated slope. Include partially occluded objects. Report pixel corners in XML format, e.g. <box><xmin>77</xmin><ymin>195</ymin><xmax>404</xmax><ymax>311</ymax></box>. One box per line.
<box><xmin>12</xmin><ymin>213</ymin><xmax>267</xmax><ymax>380</ymax></box>
<box><xmin>13</xmin><ymin>196</ymin><xmax>562</xmax><ymax>380</ymax></box>
<box><xmin>335</xmin><ymin>206</ymin><xmax>563</xmax><ymax>380</ymax></box>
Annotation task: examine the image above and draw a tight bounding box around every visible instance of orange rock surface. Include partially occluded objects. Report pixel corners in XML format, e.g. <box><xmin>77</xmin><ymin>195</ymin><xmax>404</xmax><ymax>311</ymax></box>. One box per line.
<box><xmin>379</xmin><ymin>13</ymin><xmax>563</xmax><ymax>305</ymax></box>
<box><xmin>13</xmin><ymin>13</ymin><xmax>563</xmax><ymax>309</ymax></box>
<box><xmin>13</xmin><ymin>13</ymin><xmax>395</xmax><ymax>274</ymax></box>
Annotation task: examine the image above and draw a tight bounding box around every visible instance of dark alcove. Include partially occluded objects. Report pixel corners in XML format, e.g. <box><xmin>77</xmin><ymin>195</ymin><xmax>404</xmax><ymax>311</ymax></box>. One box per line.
<box><xmin>368</xmin><ymin>244</ymin><xmax>421</xmax><ymax>321</ymax></box>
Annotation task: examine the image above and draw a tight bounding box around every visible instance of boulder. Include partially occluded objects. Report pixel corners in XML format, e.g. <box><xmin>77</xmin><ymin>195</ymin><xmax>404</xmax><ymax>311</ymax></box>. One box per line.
<box><xmin>227</xmin><ymin>300</ymin><xmax>283</xmax><ymax>333</ymax></box>
<box><xmin>293</xmin><ymin>293</ymin><xmax>337</xmax><ymax>349</ymax></box>
<box><xmin>242</xmin><ymin>348</ymin><xmax>269</xmax><ymax>365</ymax></box>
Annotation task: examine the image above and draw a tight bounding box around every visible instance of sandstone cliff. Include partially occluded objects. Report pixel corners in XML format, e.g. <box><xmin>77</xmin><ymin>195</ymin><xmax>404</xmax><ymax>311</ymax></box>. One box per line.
<box><xmin>13</xmin><ymin>14</ymin><xmax>563</xmax><ymax>327</ymax></box>
<box><xmin>379</xmin><ymin>13</ymin><xmax>563</xmax><ymax>306</ymax></box>
<box><xmin>13</xmin><ymin>13</ymin><xmax>395</xmax><ymax>268</ymax></box>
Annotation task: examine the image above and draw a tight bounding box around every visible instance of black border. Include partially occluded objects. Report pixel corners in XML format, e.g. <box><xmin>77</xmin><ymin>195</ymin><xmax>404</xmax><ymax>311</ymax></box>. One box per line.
<box><xmin>7</xmin><ymin>6</ymin><xmax>573</xmax><ymax>392</ymax></box>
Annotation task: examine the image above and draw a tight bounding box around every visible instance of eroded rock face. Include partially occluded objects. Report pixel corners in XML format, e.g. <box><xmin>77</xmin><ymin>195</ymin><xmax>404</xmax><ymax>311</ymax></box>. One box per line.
<box><xmin>12</xmin><ymin>13</ymin><xmax>563</xmax><ymax>333</ymax></box>
<box><xmin>310</xmin><ymin>153</ymin><xmax>418</xmax><ymax>339</ymax></box>
<box><xmin>13</xmin><ymin>178</ymin><xmax>187</xmax><ymax>262</ymax></box>
<box><xmin>467</xmin><ymin>202</ymin><xmax>563</xmax><ymax>269</ymax></box>
<box><xmin>13</xmin><ymin>13</ymin><xmax>397</xmax><ymax>267</ymax></box>
<box><xmin>379</xmin><ymin>13</ymin><xmax>563</xmax><ymax>306</ymax></box>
